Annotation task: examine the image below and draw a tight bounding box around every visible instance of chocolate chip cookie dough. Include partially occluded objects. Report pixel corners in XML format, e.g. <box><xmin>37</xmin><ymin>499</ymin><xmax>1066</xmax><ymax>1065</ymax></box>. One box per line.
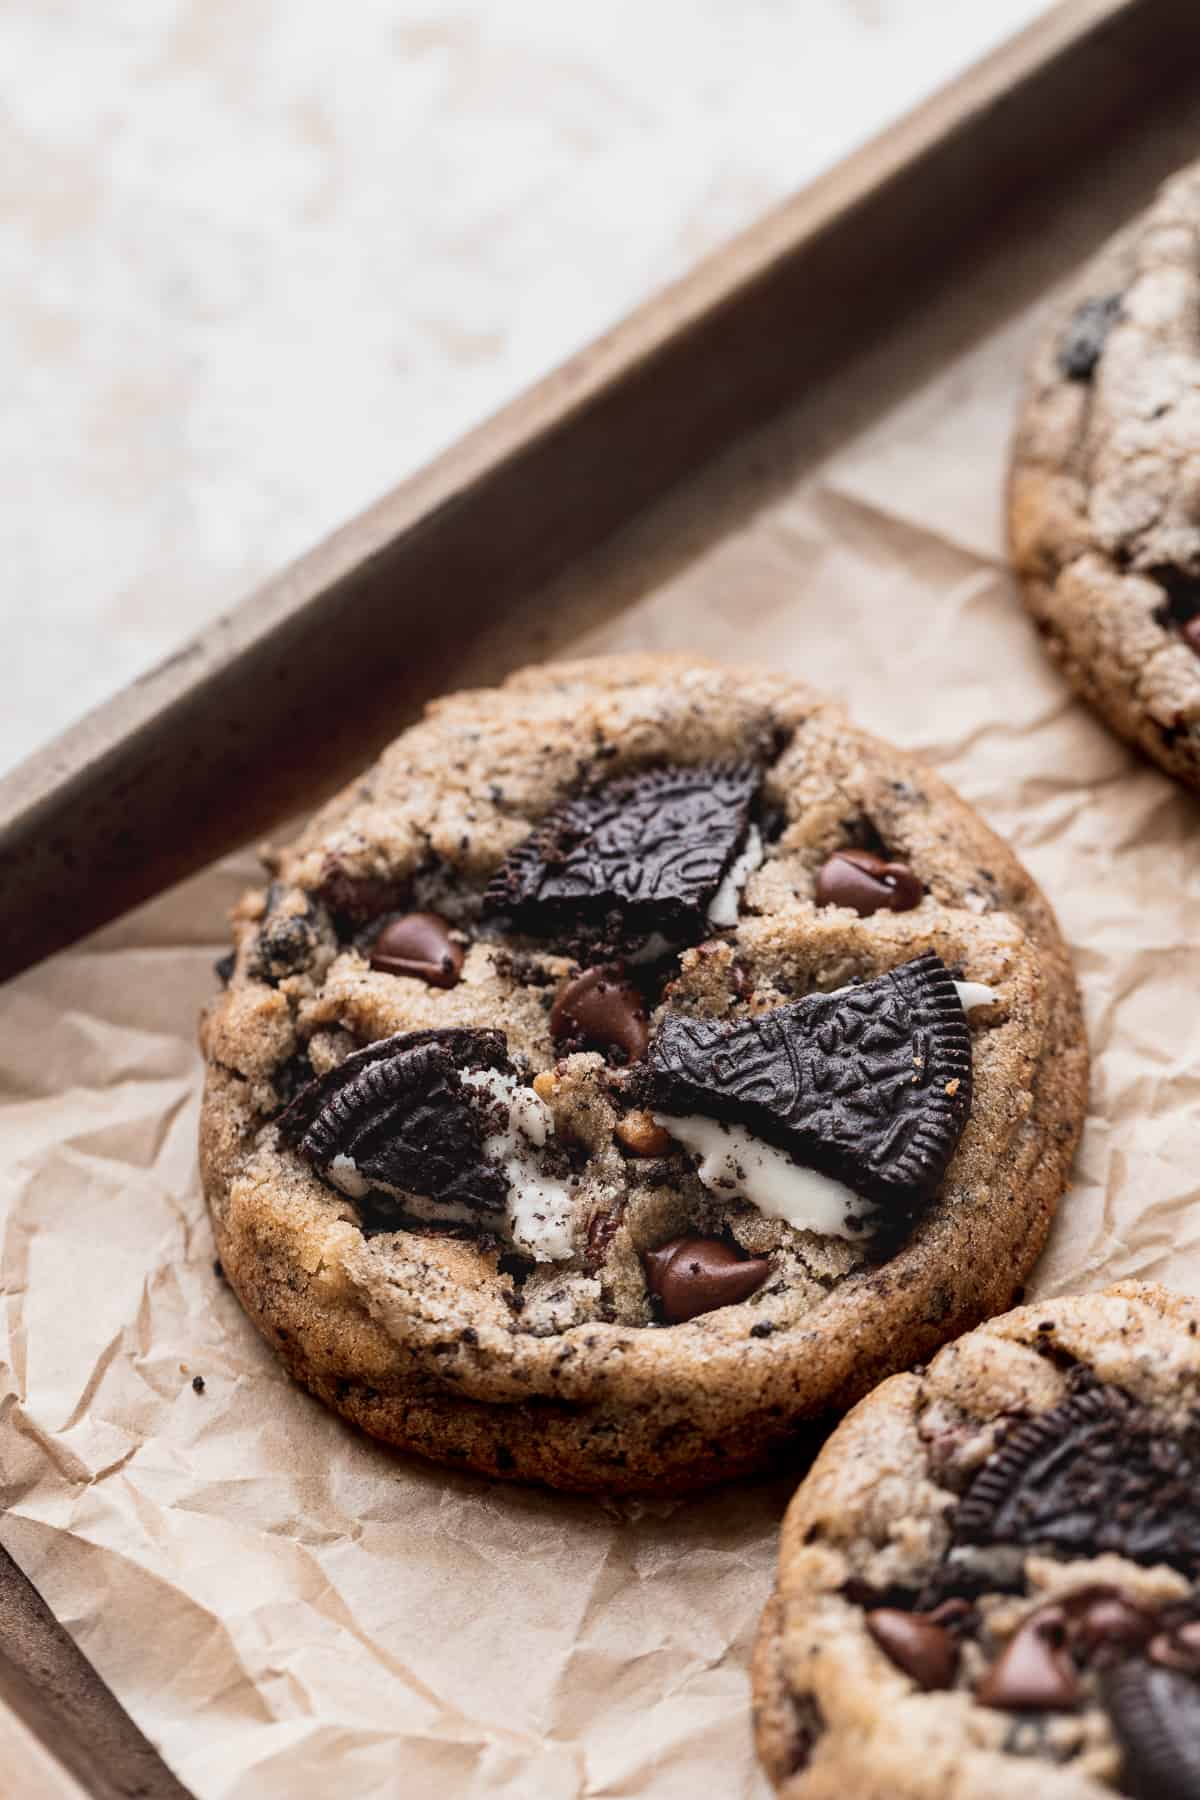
<box><xmin>199</xmin><ymin>655</ymin><xmax>1087</xmax><ymax>1491</ymax></box>
<box><xmin>754</xmin><ymin>1284</ymin><xmax>1200</xmax><ymax>1800</ymax></box>
<box><xmin>1010</xmin><ymin>157</ymin><xmax>1200</xmax><ymax>789</ymax></box>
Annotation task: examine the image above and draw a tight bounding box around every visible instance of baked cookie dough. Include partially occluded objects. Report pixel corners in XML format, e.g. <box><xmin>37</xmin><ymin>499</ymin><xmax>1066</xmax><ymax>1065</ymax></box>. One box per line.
<box><xmin>1010</xmin><ymin>156</ymin><xmax>1200</xmax><ymax>788</ymax></box>
<box><xmin>753</xmin><ymin>1284</ymin><xmax>1200</xmax><ymax>1800</ymax></box>
<box><xmin>199</xmin><ymin>655</ymin><xmax>1087</xmax><ymax>1491</ymax></box>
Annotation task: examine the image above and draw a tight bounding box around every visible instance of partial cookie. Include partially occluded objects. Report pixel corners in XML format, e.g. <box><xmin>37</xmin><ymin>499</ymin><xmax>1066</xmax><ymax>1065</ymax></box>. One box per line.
<box><xmin>199</xmin><ymin>655</ymin><xmax>1087</xmax><ymax>1491</ymax></box>
<box><xmin>1010</xmin><ymin>157</ymin><xmax>1200</xmax><ymax>788</ymax></box>
<box><xmin>754</xmin><ymin>1283</ymin><xmax>1200</xmax><ymax>1799</ymax></box>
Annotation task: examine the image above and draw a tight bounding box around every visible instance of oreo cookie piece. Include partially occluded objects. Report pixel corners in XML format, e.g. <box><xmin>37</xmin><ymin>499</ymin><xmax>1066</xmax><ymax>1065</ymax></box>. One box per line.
<box><xmin>485</xmin><ymin>761</ymin><xmax>760</xmax><ymax>951</ymax></box>
<box><xmin>281</xmin><ymin>1028</ymin><xmax>513</xmax><ymax>1222</ymax></box>
<box><xmin>952</xmin><ymin>1382</ymin><xmax>1200</xmax><ymax>1577</ymax></box>
<box><xmin>645</xmin><ymin>954</ymin><xmax>971</xmax><ymax>1220</ymax></box>
<box><xmin>1055</xmin><ymin>292</ymin><xmax>1122</xmax><ymax>381</ymax></box>
<box><xmin>1103</xmin><ymin>1660</ymin><xmax>1200</xmax><ymax>1800</ymax></box>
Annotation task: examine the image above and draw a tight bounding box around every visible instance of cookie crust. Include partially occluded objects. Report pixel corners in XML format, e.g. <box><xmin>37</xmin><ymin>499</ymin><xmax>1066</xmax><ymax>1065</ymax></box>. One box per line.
<box><xmin>753</xmin><ymin>1283</ymin><xmax>1200</xmax><ymax>1797</ymax></box>
<box><xmin>199</xmin><ymin>655</ymin><xmax>1087</xmax><ymax>1492</ymax></box>
<box><xmin>1010</xmin><ymin>158</ymin><xmax>1200</xmax><ymax>788</ymax></box>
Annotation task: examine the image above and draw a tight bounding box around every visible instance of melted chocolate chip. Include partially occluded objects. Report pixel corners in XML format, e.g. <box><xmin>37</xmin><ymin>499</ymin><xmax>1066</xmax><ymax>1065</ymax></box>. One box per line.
<box><xmin>280</xmin><ymin>1028</ymin><xmax>512</xmax><ymax>1220</ymax></box>
<box><xmin>550</xmin><ymin>966</ymin><xmax>649</xmax><ymax>1062</ymax></box>
<box><xmin>1056</xmin><ymin>293</ymin><xmax>1122</xmax><ymax>381</ymax></box>
<box><xmin>643</xmin><ymin>1236</ymin><xmax>770</xmax><ymax>1323</ymax></box>
<box><xmin>976</xmin><ymin>1607</ymin><xmax>1080</xmax><ymax>1711</ymax></box>
<box><xmin>370</xmin><ymin>912</ymin><xmax>463</xmax><ymax>987</ymax></box>
<box><xmin>485</xmin><ymin>762</ymin><xmax>760</xmax><ymax>949</ymax></box>
<box><xmin>1103</xmin><ymin>1660</ymin><xmax>1200</xmax><ymax>1799</ymax></box>
<box><xmin>866</xmin><ymin>1609</ymin><xmax>959</xmax><ymax>1690</ymax></box>
<box><xmin>815</xmin><ymin>849</ymin><xmax>923</xmax><ymax>916</ymax></box>
<box><xmin>952</xmin><ymin>1384</ymin><xmax>1200</xmax><ymax>1579</ymax></box>
<box><xmin>645</xmin><ymin>954</ymin><xmax>971</xmax><ymax>1220</ymax></box>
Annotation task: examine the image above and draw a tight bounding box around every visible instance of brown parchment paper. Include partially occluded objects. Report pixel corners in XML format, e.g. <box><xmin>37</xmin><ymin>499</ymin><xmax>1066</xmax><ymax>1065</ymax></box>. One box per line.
<box><xmin>9</xmin><ymin>131</ymin><xmax>1200</xmax><ymax>1798</ymax></box>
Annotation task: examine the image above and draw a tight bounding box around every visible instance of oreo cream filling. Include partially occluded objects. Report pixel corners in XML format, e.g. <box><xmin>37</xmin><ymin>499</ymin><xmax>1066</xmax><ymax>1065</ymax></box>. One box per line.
<box><xmin>707</xmin><ymin>824</ymin><xmax>764</xmax><ymax>928</ymax></box>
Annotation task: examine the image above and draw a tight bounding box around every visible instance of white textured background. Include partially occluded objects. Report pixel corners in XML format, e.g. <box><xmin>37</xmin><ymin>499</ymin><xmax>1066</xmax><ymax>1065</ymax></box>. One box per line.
<box><xmin>4</xmin><ymin>0</ymin><xmax>1047</xmax><ymax>773</ymax></box>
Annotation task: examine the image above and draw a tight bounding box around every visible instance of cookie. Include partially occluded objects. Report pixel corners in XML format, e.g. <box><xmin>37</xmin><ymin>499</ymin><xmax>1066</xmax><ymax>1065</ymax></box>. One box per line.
<box><xmin>1010</xmin><ymin>157</ymin><xmax>1200</xmax><ymax>788</ymax></box>
<box><xmin>753</xmin><ymin>1284</ymin><xmax>1200</xmax><ymax>1799</ymax></box>
<box><xmin>199</xmin><ymin>655</ymin><xmax>1086</xmax><ymax>1492</ymax></box>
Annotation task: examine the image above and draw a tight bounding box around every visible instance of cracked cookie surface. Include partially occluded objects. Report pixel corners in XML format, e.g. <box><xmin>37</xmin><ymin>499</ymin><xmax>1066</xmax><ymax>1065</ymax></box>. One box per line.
<box><xmin>199</xmin><ymin>655</ymin><xmax>1086</xmax><ymax>1491</ymax></box>
<box><xmin>1010</xmin><ymin>157</ymin><xmax>1200</xmax><ymax>789</ymax></box>
<box><xmin>753</xmin><ymin>1284</ymin><xmax>1200</xmax><ymax>1798</ymax></box>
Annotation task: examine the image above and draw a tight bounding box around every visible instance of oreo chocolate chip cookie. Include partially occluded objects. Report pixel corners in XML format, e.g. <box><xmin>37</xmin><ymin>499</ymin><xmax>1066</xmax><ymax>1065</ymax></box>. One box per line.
<box><xmin>754</xmin><ymin>1285</ymin><xmax>1200</xmax><ymax>1797</ymax></box>
<box><xmin>1010</xmin><ymin>157</ymin><xmax>1200</xmax><ymax>790</ymax></box>
<box><xmin>199</xmin><ymin>656</ymin><xmax>1086</xmax><ymax>1492</ymax></box>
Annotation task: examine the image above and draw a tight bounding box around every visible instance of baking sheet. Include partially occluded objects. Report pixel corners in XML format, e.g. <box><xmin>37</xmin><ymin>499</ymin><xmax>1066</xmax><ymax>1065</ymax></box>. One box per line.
<box><xmin>8</xmin><ymin>126</ymin><xmax>1200</xmax><ymax>1800</ymax></box>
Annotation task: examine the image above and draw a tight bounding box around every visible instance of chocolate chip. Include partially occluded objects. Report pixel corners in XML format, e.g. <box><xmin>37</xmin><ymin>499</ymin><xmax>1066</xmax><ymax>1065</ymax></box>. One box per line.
<box><xmin>1069</xmin><ymin>1589</ymin><xmax>1155</xmax><ymax>1666</ymax></box>
<box><xmin>1103</xmin><ymin>1660</ymin><xmax>1200</xmax><ymax>1799</ymax></box>
<box><xmin>643</xmin><ymin>1236</ymin><xmax>770</xmax><ymax>1323</ymax></box>
<box><xmin>645</xmin><ymin>954</ymin><xmax>972</xmax><ymax>1222</ymax></box>
<box><xmin>866</xmin><ymin>1609</ymin><xmax>959</xmax><ymax>1690</ymax></box>
<box><xmin>280</xmin><ymin>1028</ymin><xmax>512</xmax><ymax>1222</ymax></box>
<box><xmin>952</xmin><ymin>1384</ymin><xmax>1200</xmax><ymax>1578</ymax></box>
<box><xmin>370</xmin><ymin>912</ymin><xmax>463</xmax><ymax>988</ymax></box>
<box><xmin>1150</xmin><ymin>1622</ymin><xmax>1200</xmax><ymax>1674</ymax></box>
<box><xmin>1150</xmin><ymin>565</ymin><xmax>1200</xmax><ymax>632</ymax></box>
<box><xmin>191</xmin><ymin>1375</ymin><xmax>205</xmax><ymax>1394</ymax></box>
<box><xmin>585</xmin><ymin>1201</ymin><xmax>626</xmax><ymax>1267</ymax></box>
<box><xmin>550</xmin><ymin>966</ymin><xmax>649</xmax><ymax>1062</ymax></box>
<box><xmin>214</xmin><ymin>950</ymin><xmax>235</xmax><ymax>986</ymax></box>
<box><xmin>815</xmin><ymin>849</ymin><xmax>923</xmax><ymax>916</ymax></box>
<box><xmin>485</xmin><ymin>762</ymin><xmax>761</xmax><ymax>949</ymax></box>
<box><xmin>1056</xmin><ymin>293</ymin><xmax>1122</xmax><ymax>381</ymax></box>
<box><xmin>976</xmin><ymin>1607</ymin><xmax>1080</xmax><ymax>1711</ymax></box>
<box><xmin>1184</xmin><ymin>617</ymin><xmax>1200</xmax><ymax>657</ymax></box>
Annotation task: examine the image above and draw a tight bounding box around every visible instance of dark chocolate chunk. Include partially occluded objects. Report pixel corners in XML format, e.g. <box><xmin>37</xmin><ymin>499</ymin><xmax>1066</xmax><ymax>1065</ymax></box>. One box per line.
<box><xmin>952</xmin><ymin>1384</ymin><xmax>1200</xmax><ymax>1578</ymax></box>
<box><xmin>645</xmin><ymin>954</ymin><xmax>971</xmax><ymax>1220</ymax></box>
<box><xmin>866</xmin><ymin>1609</ymin><xmax>959</xmax><ymax>1690</ymax></box>
<box><xmin>370</xmin><ymin>912</ymin><xmax>463</xmax><ymax>988</ymax></box>
<box><xmin>976</xmin><ymin>1606</ymin><xmax>1080</xmax><ymax>1711</ymax></box>
<box><xmin>550</xmin><ymin>966</ymin><xmax>649</xmax><ymax>1062</ymax></box>
<box><xmin>815</xmin><ymin>849</ymin><xmax>923</xmax><ymax>916</ymax></box>
<box><xmin>643</xmin><ymin>1236</ymin><xmax>771</xmax><ymax>1323</ymax></box>
<box><xmin>281</xmin><ymin>1028</ymin><xmax>512</xmax><ymax>1219</ymax></box>
<box><xmin>214</xmin><ymin>950</ymin><xmax>236</xmax><ymax>986</ymax></box>
<box><xmin>485</xmin><ymin>761</ymin><xmax>760</xmax><ymax>947</ymax></box>
<box><xmin>1151</xmin><ymin>565</ymin><xmax>1200</xmax><ymax>628</ymax></box>
<box><xmin>1056</xmin><ymin>293</ymin><xmax>1121</xmax><ymax>381</ymax></box>
<box><xmin>1103</xmin><ymin>1660</ymin><xmax>1200</xmax><ymax>1799</ymax></box>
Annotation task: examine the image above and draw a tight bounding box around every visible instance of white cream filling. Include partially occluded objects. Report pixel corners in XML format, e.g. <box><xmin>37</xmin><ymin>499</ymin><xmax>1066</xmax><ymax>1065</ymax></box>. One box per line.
<box><xmin>706</xmin><ymin>826</ymin><xmax>764</xmax><ymax>928</ymax></box>
<box><xmin>326</xmin><ymin>1069</ymin><xmax>575</xmax><ymax>1263</ymax></box>
<box><xmin>460</xmin><ymin>1068</ymin><xmax>576</xmax><ymax>1263</ymax></box>
<box><xmin>626</xmin><ymin>930</ymin><xmax>682</xmax><ymax>966</ymax></box>
<box><xmin>954</xmin><ymin>981</ymin><xmax>999</xmax><ymax>1011</ymax></box>
<box><xmin>653</xmin><ymin>1113</ymin><xmax>870</xmax><ymax>1241</ymax></box>
<box><xmin>830</xmin><ymin>977</ymin><xmax>999</xmax><ymax>1013</ymax></box>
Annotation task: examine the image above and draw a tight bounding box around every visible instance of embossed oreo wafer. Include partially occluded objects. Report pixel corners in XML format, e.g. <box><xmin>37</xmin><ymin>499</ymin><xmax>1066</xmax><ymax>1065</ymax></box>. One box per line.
<box><xmin>1104</xmin><ymin>1660</ymin><xmax>1200</xmax><ymax>1800</ymax></box>
<box><xmin>647</xmin><ymin>955</ymin><xmax>971</xmax><ymax>1225</ymax></box>
<box><xmin>953</xmin><ymin>1383</ymin><xmax>1200</xmax><ymax>1576</ymax></box>
<box><xmin>754</xmin><ymin>1286</ymin><xmax>1200</xmax><ymax>1799</ymax></box>
<box><xmin>485</xmin><ymin>760</ymin><xmax>761</xmax><ymax>950</ymax></box>
<box><xmin>200</xmin><ymin>655</ymin><xmax>1085</xmax><ymax>1492</ymax></box>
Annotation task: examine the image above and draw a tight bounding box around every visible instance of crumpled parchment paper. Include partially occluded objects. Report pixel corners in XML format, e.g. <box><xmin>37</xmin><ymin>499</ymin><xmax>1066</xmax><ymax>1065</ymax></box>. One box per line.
<box><xmin>7</xmin><ymin>165</ymin><xmax>1200</xmax><ymax>1798</ymax></box>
